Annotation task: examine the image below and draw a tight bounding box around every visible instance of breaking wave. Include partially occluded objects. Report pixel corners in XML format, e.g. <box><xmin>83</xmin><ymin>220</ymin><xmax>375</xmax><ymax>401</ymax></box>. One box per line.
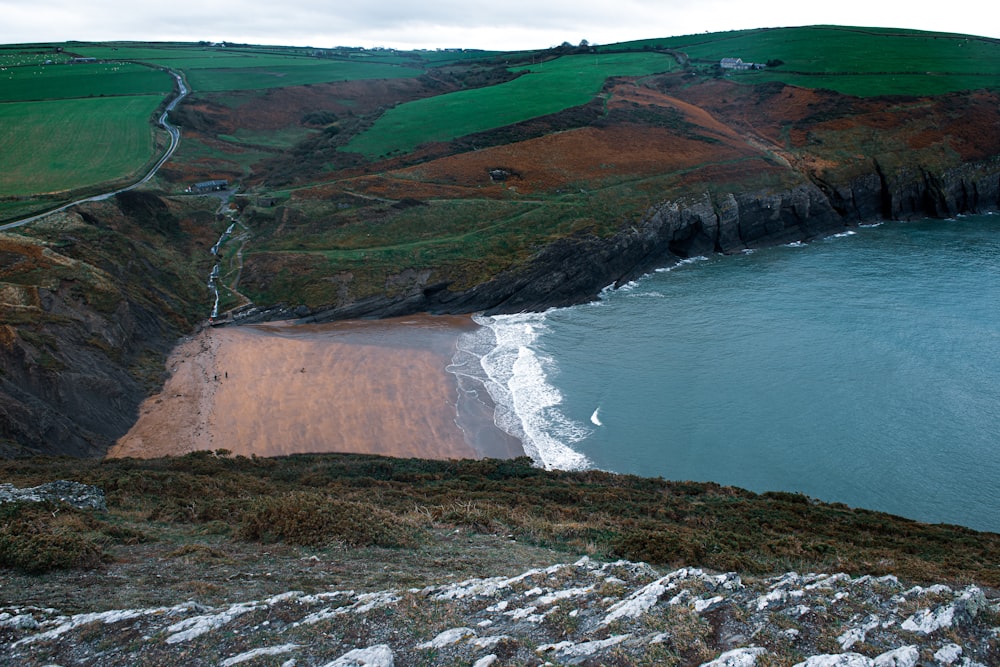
<box><xmin>449</xmin><ymin>312</ymin><xmax>591</xmax><ymax>471</ymax></box>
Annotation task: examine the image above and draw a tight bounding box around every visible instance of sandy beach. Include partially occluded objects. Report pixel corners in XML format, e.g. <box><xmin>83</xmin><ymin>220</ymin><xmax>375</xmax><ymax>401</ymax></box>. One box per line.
<box><xmin>109</xmin><ymin>314</ymin><xmax>523</xmax><ymax>460</ymax></box>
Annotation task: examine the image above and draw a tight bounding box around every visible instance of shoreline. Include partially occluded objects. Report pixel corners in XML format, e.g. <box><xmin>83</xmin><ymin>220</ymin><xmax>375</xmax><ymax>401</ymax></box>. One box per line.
<box><xmin>109</xmin><ymin>314</ymin><xmax>524</xmax><ymax>461</ymax></box>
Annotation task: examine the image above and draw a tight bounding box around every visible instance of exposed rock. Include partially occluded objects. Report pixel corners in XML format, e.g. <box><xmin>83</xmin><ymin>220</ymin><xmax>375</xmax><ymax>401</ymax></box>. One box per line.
<box><xmin>324</xmin><ymin>644</ymin><xmax>395</xmax><ymax>667</ymax></box>
<box><xmin>297</xmin><ymin>158</ymin><xmax>1000</xmax><ymax>322</ymax></box>
<box><xmin>702</xmin><ymin>647</ymin><xmax>768</xmax><ymax>666</ymax></box>
<box><xmin>4</xmin><ymin>556</ymin><xmax>997</xmax><ymax>666</ymax></box>
<box><xmin>0</xmin><ymin>480</ymin><xmax>106</xmax><ymax>511</ymax></box>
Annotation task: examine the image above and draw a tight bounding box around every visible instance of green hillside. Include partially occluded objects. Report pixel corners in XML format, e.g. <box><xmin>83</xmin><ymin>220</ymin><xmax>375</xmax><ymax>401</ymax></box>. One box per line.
<box><xmin>606</xmin><ymin>26</ymin><xmax>1000</xmax><ymax>96</ymax></box>
<box><xmin>344</xmin><ymin>51</ymin><xmax>676</xmax><ymax>158</ymax></box>
<box><xmin>0</xmin><ymin>95</ymin><xmax>164</xmax><ymax>196</ymax></box>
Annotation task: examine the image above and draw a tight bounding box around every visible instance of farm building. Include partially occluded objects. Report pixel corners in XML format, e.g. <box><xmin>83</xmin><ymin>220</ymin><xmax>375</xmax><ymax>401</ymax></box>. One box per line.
<box><xmin>188</xmin><ymin>179</ymin><xmax>230</xmax><ymax>194</ymax></box>
<box><xmin>68</xmin><ymin>57</ymin><xmax>97</xmax><ymax>64</ymax></box>
<box><xmin>720</xmin><ymin>57</ymin><xmax>765</xmax><ymax>70</ymax></box>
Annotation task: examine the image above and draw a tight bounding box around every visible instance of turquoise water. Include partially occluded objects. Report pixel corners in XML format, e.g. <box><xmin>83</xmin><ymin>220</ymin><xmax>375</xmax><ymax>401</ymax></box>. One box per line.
<box><xmin>464</xmin><ymin>214</ymin><xmax>1000</xmax><ymax>533</ymax></box>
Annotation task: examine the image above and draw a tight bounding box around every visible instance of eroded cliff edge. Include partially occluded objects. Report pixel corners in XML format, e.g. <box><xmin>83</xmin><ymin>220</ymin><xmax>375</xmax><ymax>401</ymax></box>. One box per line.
<box><xmin>280</xmin><ymin>158</ymin><xmax>1000</xmax><ymax>323</ymax></box>
<box><xmin>1</xmin><ymin>158</ymin><xmax>998</xmax><ymax>457</ymax></box>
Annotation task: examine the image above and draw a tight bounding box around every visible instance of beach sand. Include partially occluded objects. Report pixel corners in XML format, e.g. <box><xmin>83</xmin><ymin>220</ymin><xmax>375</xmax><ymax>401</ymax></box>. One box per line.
<box><xmin>109</xmin><ymin>314</ymin><xmax>523</xmax><ymax>460</ymax></box>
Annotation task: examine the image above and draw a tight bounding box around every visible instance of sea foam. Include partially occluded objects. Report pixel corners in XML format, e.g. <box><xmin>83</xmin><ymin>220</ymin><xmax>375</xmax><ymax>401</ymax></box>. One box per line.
<box><xmin>450</xmin><ymin>313</ymin><xmax>590</xmax><ymax>470</ymax></box>
<box><xmin>654</xmin><ymin>256</ymin><xmax>710</xmax><ymax>273</ymax></box>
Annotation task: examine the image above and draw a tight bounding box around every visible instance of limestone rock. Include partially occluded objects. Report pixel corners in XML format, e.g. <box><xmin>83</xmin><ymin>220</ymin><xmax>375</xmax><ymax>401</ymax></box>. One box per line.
<box><xmin>0</xmin><ymin>480</ymin><xmax>106</xmax><ymax>511</ymax></box>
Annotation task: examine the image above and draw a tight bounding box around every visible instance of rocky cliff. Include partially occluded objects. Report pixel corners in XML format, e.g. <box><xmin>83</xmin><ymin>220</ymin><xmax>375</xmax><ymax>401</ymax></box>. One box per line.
<box><xmin>0</xmin><ymin>194</ymin><xmax>214</xmax><ymax>457</ymax></box>
<box><xmin>276</xmin><ymin>158</ymin><xmax>1000</xmax><ymax>324</ymax></box>
<box><xmin>2</xmin><ymin>157</ymin><xmax>998</xmax><ymax>457</ymax></box>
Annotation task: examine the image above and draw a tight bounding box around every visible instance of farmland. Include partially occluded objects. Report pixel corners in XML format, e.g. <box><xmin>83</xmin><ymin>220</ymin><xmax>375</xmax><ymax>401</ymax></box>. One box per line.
<box><xmin>1</xmin><ymin>26</ymin><xmax>999</xmax><ymax>466</ymax></box>
<box><xmin>0</xmin><ymin>50</ymin><xmax>174</xmax><ymax>207</ymax></box>
<box><xmin>0</xmin><ymin>95</ymin><xmax>164</xmax><ymax>197</ymax></box>
<box><xmin>0</xmin><ymin>61</ymin><xmax>171</xmax><ymax>102</ymax></box>
<box><xmin>183</xmin><ymin>60</ymin><xmax>423</xmax><ymax>92</ymax></box>
<box><xmin>344</xmin><ymin>51</ymin><xmax>677</xmax><ymax>158</ymax></box>
<box><xmin>609</xmin><ymin>26</ymin><xmax>1000</xmax><ymax>96</ymax></box>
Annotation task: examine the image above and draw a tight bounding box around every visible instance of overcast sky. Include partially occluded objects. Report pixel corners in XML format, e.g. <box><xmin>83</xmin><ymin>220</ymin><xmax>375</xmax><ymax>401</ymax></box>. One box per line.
<box><xmin>1</xmin><ymin>1</ymin><xmax>996</xmax><ymax>50</ymax></box>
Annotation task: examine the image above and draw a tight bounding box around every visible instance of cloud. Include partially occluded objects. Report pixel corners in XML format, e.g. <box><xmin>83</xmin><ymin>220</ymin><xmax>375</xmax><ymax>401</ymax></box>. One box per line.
<box><xmin>0</xmin><ymin>0</ymin><xmax>995</xmax><ymax>49</ymax></box>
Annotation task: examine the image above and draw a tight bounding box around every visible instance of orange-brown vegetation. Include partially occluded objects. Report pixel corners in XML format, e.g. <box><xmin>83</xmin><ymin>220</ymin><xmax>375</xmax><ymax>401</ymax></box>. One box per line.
<box><xmin>393</xmin><ymin>124</ymin><xmax>750</xmax><ymax>195</ymax></box>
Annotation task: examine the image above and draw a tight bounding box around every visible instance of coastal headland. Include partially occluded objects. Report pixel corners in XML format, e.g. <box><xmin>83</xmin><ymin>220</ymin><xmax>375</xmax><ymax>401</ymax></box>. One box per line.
<box><xmin>2</xmin><ymin>28</ymin><xmax>999</xmax><ymax>461</ymax></box>
<box><xmin>2</xmin><ymin>30</ymin><xmax>1000</xmax><ymax>666</ymax></box>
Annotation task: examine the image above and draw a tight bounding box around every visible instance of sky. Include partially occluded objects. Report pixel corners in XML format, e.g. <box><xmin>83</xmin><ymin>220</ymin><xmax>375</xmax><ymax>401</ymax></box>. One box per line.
<box><xmin>1</xmin><ymin>0</ymin><xmax>996</xmax><ymax>50</ymax></box>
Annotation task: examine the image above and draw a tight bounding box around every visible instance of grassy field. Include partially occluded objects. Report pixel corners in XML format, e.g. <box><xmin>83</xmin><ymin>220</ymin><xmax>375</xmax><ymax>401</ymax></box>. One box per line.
<box><xmin>71</xmin><ymin>43</ymin><xmax>436</xmax><ymax>92</ymax></box>
<box><xmin>0</xmin><ymin>52</ymin><xmax>71</xmax><ymax>66</ymax></box>
<box><xmin>184</xmin><ymin>60</ymin><xmax>423</xmax><ymax>91</ymax></box>
<box><xmin>3</xmin><ymin>453</ymin><xmax>998</xmax><ymax>587</ymax></box>
<box><xmin>73</xmin><ymin>42</ymin><xmax>500</xmax><ymax>68</ymax></box>
<box><xmin>0</xmin><ymin>62</ymin><xmax>172</xmax><ymax>102</ymax></box>
<box><xmin>0</xmin><ymin>95</ymin><xmax>163</xmax><ymax>196</ymax></box>
<box><xmin>629</xmin><ymin>26</ymin><xmax>1000</xmax><ymax>96</ymax></box>
<box><xmin>344</xmin><ymin>51</ymin><xmax>677</xmax><ymax>158</ymax></box>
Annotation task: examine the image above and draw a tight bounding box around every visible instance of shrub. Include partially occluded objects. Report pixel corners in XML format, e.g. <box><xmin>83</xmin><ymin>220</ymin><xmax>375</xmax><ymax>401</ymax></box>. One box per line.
<box><xmin>237</xmin><ymin>492</ymin><xmax>414</xmax><ymax>548</ymax></box>
<box><xmin>0</xmin><ymin>502</ymin><xmax>106</xmax><ymax>573</ymax></box>
<box><xmin>610</xmin><ymin>527</ymin><xmax>707</xmax><ymax>566</ymax></box>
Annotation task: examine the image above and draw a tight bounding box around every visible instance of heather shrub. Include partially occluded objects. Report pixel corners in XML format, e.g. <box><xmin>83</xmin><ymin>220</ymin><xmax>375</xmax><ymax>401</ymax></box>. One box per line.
<box><xmin>611</xmin><ymin>527</ymin><xmax>707</xmax><ymax>567</ymax></box>
<box><xmin>0</xmin><ymin>502</ymin><xmax>106</xmax><ymax>573</ymax></box>
<box><xmin>237</xmin><ymin>492</ymin><xmax>414</xmax><ymax>548</ymax></box>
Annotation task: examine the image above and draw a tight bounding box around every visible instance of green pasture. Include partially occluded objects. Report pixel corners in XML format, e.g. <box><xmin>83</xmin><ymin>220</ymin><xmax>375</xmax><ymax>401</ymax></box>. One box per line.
<box><xmin>73</xmin><ymin>44</ymin><xmax>225</xmax><ymax>58</ymax></box>
<box><xmin>0</xmin><ymin>52</ymin><xmax>70</xmax><ymax>67</ymax></box>
<box><xmin>71</xmin><ymin>43</ymin><xmax>456</xmax><ymax>90</ymax></box>
<box><xmin>344</xmin><ymin>51</ymin><xmax>676</xmax><ymax>158</ymax></box>
<box><xmin>678</xmin><ymin>26</ymin><xmax>998</xmax><ymax>69</ymax></box>
<box><xmin>412</xmin><ymin>49</ymin><xmax>505</xmax><ymax>64</ymax></box>
<box><xmin>0</xmin><ymin>62</ymin><xmax>172</xmax><ymax>102</ymax></box>
<box><xmin>621</xmin><ymin>26</ymin><xmax>1000</xmax><ymax>96</ymax></box>
<box><xmin>598</xmin><ymin>26</ymin><xmax>1000</xmax><ymax>96</ymax></box>
<box><xmin>0</xmin><ymin>96</ymin><xmax>162</xmax><ymax>196</ymax></box>
<box><xmin>184</xmin><ymin>60</ymin><xmax>424</xmax><ymax>91</ymax></box>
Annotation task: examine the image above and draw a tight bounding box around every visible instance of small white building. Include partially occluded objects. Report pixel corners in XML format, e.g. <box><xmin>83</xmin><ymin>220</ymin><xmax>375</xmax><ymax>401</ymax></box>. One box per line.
<box><xmin>720</xmin><ymin>57</ymin><xmax>765</xmax><ymax>71</ymax></box>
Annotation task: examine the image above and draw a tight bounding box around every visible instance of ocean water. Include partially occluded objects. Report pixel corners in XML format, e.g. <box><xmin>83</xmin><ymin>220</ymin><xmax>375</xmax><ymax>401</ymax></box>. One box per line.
<box><xmin>457</xmin><ymin>214</ymin><xmax>1000</xmax><ymax>533</ymax></box>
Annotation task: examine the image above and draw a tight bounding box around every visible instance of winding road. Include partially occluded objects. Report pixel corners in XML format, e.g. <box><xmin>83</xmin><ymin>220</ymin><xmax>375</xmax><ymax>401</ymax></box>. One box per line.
<box><xmin>0</xmin><ymin>68</ymin><xmax>189</xmax><ymax>232</ymax></box>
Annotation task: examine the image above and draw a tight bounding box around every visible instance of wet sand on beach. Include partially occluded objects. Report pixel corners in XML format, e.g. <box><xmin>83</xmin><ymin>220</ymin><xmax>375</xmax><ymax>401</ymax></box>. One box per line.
<box><xmin>109</xmin><ymin>314</ymin><xmax>523</xmax><ymax>460</ymax></box>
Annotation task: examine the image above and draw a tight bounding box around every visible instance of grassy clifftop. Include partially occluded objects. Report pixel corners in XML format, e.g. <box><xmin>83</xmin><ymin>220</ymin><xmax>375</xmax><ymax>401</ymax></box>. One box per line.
<box><xmin>2</xmin><ymin>453</ymin><xmax>998</xmax><ymax>608</ymax></box>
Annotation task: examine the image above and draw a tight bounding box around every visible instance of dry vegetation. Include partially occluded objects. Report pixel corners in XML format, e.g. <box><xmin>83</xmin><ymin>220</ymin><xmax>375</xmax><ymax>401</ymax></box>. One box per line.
<box><xmin>2</xmin><ymin>453</ymin><xmax>998</xmax><ymax>614</ymax></box>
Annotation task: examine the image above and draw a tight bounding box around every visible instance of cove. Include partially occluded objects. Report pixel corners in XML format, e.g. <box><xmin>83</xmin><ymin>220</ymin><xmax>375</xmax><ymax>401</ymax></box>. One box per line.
<box><xmin>474</xmin><ymin>214</ymin><xmax>1000</xmax><ymax>533</ymax></box>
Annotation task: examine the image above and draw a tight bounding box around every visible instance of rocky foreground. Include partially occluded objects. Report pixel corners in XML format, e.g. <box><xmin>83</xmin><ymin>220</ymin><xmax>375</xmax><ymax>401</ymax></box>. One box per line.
<box><xmin>3</xmin><ymin>555</ymin><xmax>997</xmax><ymax>666</ymax></box>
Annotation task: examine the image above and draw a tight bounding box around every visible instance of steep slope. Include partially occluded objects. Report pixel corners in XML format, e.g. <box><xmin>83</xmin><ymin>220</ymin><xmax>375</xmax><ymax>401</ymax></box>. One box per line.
<box><xmin>0</xmin><ymin>193</ymin><xmax>217</xmax><ymax>456</ymax></box>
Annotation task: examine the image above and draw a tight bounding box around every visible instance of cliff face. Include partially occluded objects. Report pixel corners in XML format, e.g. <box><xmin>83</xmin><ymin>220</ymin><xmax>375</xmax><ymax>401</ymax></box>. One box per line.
<box><xmin>286</xmin><ymin>158</ymin><xmax>1000</xmax><ymax>323</ymax></box>
<box><xmin>0</xmin><ymin>195</ymin><xmax>213</xmax><ymax>457</ymax></box>
<box><xmin>0</xmin><ymin>291</ymin><xmax>172</xmax><ymax>457</ymax></box>
<box><xmin>3</xmin><ymin>160</ymin><xmax>998</xmax><ymax>457</ymax></box>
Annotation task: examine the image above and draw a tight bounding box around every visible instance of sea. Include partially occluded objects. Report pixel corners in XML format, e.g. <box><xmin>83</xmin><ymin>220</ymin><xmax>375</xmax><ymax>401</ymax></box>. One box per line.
<box><xmin>449</xmin><ymin>213</ymin><xmax>1000</xmax><ymax>533</ymax></box>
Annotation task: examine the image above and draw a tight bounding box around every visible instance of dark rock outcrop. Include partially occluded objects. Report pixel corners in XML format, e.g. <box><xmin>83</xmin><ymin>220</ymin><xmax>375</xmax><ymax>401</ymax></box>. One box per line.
<box><xmin>290</xmin><ymin>158</ymin><xmax>1000</xmax><ymax>323</ymax></box>
<box><xmin>0</xmin><ymin>295</ymin><xmax>175</xmax><ymax>458</ymax></box>
<box><xmin>0</xmin><ymin>197</ymin><xmax>209</xmax><ymax>458</ymax></box>
<box><xmin>3</xmin><ymin>159</ymin><xmax>998</xmax><ymax>456</ymax></box>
